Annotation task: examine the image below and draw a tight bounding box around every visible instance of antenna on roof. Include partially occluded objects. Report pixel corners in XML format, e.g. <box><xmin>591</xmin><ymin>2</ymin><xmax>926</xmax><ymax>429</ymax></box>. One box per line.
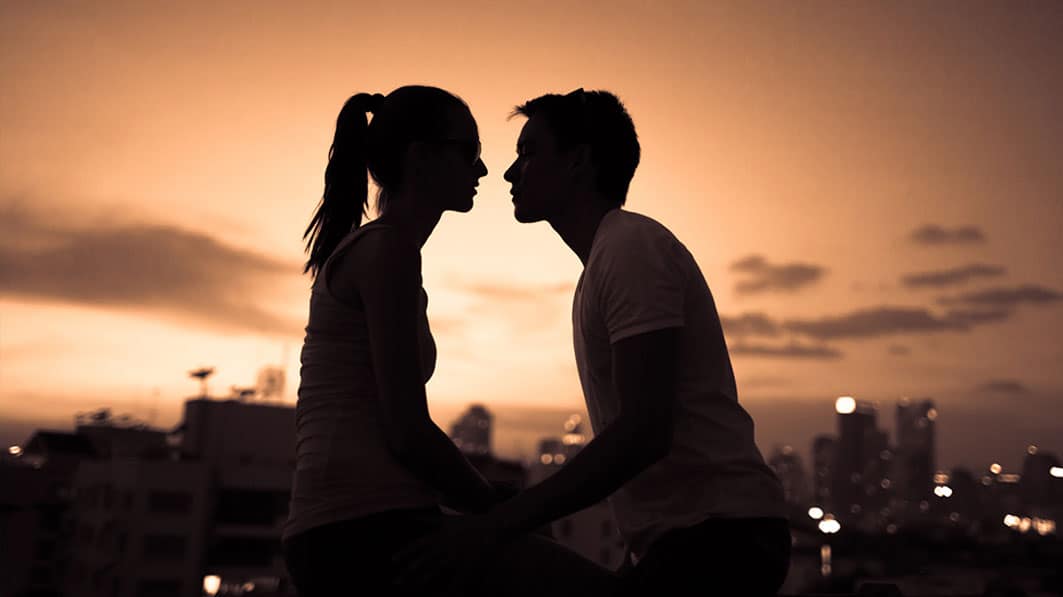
<box><xmin>188</xmin><ymin>367</ymin><xmax>215</xmax><ymax>398</ymax></box>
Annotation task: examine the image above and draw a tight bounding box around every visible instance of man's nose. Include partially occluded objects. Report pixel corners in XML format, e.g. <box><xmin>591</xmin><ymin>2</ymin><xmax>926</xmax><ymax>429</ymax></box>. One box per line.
<box><xmin>503</xmin><ymin>161</ymin><xmax>518</xmax><ymax>183</ymax></box>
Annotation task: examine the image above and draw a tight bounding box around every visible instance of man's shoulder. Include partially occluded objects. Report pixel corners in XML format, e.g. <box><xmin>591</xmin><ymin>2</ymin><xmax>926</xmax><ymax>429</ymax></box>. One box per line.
<box><xmin>592</xmin><ymin>209</ymin><xmax>683</xmax><ymax>262</ymax></box>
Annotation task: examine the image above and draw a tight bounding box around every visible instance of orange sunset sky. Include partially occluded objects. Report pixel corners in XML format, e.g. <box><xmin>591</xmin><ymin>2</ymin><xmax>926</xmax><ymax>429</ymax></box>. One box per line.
<box><xmin>2</xmin><ymin>1</ymin><xmax>1061</xmax><ymax>470</ymax></box>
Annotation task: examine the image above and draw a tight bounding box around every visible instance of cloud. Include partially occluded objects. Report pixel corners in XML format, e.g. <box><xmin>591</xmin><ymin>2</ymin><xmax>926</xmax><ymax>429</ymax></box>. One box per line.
<box><xmin>0</xmin><ymin>200</ymin><xmax>304</xmax><ymax>336</ymax></box>
<box><xmin>939</xmin><ymin>285</ymin><xmax>1063</xmax><ymax>309</ymax></box>
<box><xmin>902</xmin><ymin>264</ymin><xmax>1006</xmax><ymax>288</ymax></box>
<box><xmin>910</xmin><ymin>224</ymin><xmax>987</xmax><ymax>246</ymax></box>
<box><xmin>783</xmin><ymin>306</ymin><xmax>972</xmax><ymax>340</ymax></box>
<box><xmin>941</xmin><ymin>308</ymin><xmax>1012</xmax><ymax>326</ymax></box>
<box><xmin>720</xmin><ymin>312</ymin><xmax>781</xmax><ymax>338</ymax></box>
<box><xmin>975</xmin><ymin>379</ymin><xmax>1031</xmax><ymax>395</ymax></box>
<box><xmin>729</xmin><ymin>255</ymin><xmax>825</xmax><ymax>295</ymax></box>
<box><xmin>729</xmin><ymin>341</ymin><xmax>842</xmax><ymax>360</ymax></box>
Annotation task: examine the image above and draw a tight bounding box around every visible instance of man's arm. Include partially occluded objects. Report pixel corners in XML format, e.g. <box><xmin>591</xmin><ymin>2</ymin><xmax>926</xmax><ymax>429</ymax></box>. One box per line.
<box><xmin>486</xmin><ymin>326</ymin><xmax>679</xmax><ymax>537</ymax></box>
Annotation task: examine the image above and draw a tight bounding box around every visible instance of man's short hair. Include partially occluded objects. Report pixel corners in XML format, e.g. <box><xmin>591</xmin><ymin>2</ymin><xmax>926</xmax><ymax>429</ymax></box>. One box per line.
<box><xmin>513</xmin><ymin>89</ymin><xmax>640</xmax><ymax>206</ymax></box>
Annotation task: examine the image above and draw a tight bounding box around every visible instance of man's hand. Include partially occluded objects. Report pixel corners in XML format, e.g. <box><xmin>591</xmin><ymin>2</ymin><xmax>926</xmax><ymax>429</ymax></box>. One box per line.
<box><xmin>393</xmin><ymin>513</ymin><xmax>506</xmax><ymax>593</ymax></box>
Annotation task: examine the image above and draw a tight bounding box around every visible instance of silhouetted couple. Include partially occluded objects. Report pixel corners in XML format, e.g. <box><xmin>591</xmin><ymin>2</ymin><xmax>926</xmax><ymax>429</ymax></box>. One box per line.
<box><xmin>282</xmin><ymin>86</ymin><xmax>791</xmax><ymax>596</ymax></box>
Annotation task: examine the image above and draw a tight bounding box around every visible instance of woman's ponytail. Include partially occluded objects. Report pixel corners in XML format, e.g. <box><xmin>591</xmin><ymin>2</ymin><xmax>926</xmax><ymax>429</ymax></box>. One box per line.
<box><xmin>302</xmin><ymin>92</ymin><xmax>384</xmax><ymax>277</ymax></box>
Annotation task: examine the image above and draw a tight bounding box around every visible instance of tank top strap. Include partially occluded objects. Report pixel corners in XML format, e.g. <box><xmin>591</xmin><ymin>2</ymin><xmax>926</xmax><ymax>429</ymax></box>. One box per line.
<box><xmin>317</xmin><ymin>221</ymin><xmax>395</xmax><ymax>297</ymax></box>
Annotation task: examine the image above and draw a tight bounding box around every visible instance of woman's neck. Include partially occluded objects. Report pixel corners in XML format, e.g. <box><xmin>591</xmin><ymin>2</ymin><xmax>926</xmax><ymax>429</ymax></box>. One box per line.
<box><xmin>373</xmin><ymin>197</ymin><xmax>443</xmax><ymax>250</ymax></box>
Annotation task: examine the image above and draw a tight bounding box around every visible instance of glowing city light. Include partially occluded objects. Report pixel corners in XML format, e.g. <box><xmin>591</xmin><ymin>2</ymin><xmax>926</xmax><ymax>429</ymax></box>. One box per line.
<box><xmin>818</xmin><ymin>519</ymin><xmax>841</xmax><ymax>534</ymax></box>
<box><xmin>540</xmin><ymin>454</ymin><xmax>553</xmax><ymax>465</ymax></box>
<box><xmin>7</xmin><ymin>445</ymin><xmax>21</xmax><ymax>456</ymax></box>
<box><xmin>835</xmin><ymin>396</ymin><xmax>856</xmax><ymax>414</ymax></box>
<box><xmin>1033</xmin><ymin>518</ymin><xmax>1056</xmax><ymax>536</ymax></box>
<box><xmin>242</xmin><ymin>582</ymin><xmax>256</xmax><ymax>592</ymax></box>
<box><xmin>1050</xmin><ymin>467</ymin><xmax>1063</xmax><ymax>479</ymax></box>
<box><xmin>1004</xmin><ymin>514</ymin><xmax>1020</xmax><ymax>528</ymax></box>
<box><xmin>925</xmin><ymin>408</ymin><xmax>938</xmax><ymax>421</ymax></box>
<box><xmin>933</xmin><ymin>472</ymin><xmax>950</xmax><ymax>484</ymax></box>
<box><xmin>989</xmin><ymin>463</ymin><xmax>1002</xmax><ymax>475</ymax></box>
<box><xmin>933</xmin><ymin>485</ymin><xmax>954</xmax><ymax>498</ymax></box>
<box><xmin>808</xmin><ymin>507</ymin><xmax>824</xmax><ymax>520</ymax></box>
<box><xmin>554</xmin><ymin>454</ymin><xmax>566</xmax><ymax>464</ymax></box>
<box><xmin>1027</xmin><ymin>445</ymin><xmax>1038</xmax><ymax>455</ymax></box>
<box><xmin>203</xmin><ymin>576</ymin><xmax>221</xmax><ymax>596</ymax></box>
<box><xmin>1018</xmin><ymin>517</ymin><xmax>1033</xmax><ymax>533</ymax></box>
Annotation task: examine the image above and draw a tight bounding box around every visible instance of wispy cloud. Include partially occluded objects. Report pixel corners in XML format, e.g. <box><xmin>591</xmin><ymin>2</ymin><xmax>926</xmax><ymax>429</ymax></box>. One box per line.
<box><xmin>902</xmin><ymin>264</ymin><xmax>1006</xmax><ymax>288</ymax></box>
<box><xmin>720</xmin><ymin>312</ymin><xmax>781</xmax><ymax>338</ymax></box>
<box><xmin>910</xmin><ymin>224</ymin><xmax>986</xmax><ymax>246</ymax></box>
<box><xmin>729</xmin><ymin>255</ymin><xmax>825</xmax><ymax>295</ymax></box>
<box><xmin>975</xmin><ymin>379</ymin><xmax>1031</xmax><ymax>395</ymax></box>
<box><xmin>782</xmin><ymin>306</ymin><xmax>970</xmax><ymax>340</ymax></box>
<box><xmin>729</xmin><ymin>341</ymin><xmax>842</xmax><ymax>360</ymax></box>
<box><xmin>939</xmin><ymin>285</ymin><xmax>1063</xmax><ymax>309</ymax></box>
<box><xmin>0</xmin><ymin>199</ymin><xmax>304</xmax><ymax>336</ymax></box>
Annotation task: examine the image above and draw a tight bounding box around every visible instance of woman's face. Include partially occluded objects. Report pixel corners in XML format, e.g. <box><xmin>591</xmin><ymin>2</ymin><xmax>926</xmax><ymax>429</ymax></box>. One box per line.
<box><xmin>418</xmin><ymin>106</ymin><xmax>488</xmax><ymax>213</ymax></box>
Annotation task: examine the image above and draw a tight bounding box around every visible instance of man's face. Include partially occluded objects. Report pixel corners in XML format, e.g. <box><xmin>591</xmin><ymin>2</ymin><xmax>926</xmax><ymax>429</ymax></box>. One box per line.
<box><xmin>503</xmin><ymin>115</ymin><xmax>573</xmax><ymax>223</ymax></box>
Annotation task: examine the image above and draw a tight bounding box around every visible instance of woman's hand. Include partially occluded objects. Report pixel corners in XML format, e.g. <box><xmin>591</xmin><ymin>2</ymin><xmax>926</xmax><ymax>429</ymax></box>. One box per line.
<box><xmin>393</xmin><ymin>513</ymin><xmax>507</xmax><ymax>593</ymax></box>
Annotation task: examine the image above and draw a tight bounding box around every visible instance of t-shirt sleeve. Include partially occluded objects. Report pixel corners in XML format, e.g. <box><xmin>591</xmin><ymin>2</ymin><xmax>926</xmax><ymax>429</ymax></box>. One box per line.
<box><xmin>591</xmin><ymin>231</ymin><xmax>687</xmax><ymax>344</ymax></box>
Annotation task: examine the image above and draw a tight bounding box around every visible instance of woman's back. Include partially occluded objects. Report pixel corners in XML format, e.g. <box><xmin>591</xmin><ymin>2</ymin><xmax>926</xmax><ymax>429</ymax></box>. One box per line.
<box><xmin>284</xmin><ymin>222</ymin><xmax>439</xmax><ymax>541</ymax></box>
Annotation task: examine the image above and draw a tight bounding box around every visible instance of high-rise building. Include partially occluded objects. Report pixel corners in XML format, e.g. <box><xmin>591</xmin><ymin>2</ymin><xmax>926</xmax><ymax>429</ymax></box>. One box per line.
<box><xmin>768</xmin><ymin>445</ymin><xmax>809</xmax><ymax>506</ymax></box>
<box><xmin>831</xmin><ymin>397</ymin><xmax>879</xmax><ymax>520</ymax></box>
<box><xmin>811</xmin><ymin>435</ymin><xmax>837</xmax><ymax>509</ymax></box>
<box><xmin>449</xmin><ymin>404</ymin><xmax>493</xmax><ymax>456</ymax></box>
<box><xmin>1020</xmin><ymin>446</ymin><xmax>1061</xmax><ymax>515</ymax></box>
<box><xmin>63</xmin><ymin>397</ymin><xmax>297</xmax><ymax>597</ymax></box>
<box><xmin>895</xmin><ymin>398</ymin><xmax>936</xmax><ymax>511</ymax></box>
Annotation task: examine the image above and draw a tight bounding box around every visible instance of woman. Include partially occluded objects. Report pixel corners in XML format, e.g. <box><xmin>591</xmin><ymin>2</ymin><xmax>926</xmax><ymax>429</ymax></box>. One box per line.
<box><xmin>282</xmin><ymin>87</ymin><xmax>616</xmax><ymax>596</ymax></box>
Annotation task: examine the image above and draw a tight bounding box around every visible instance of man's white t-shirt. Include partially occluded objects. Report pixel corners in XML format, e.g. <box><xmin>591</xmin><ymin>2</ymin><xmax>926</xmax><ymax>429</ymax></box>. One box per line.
<box><xmin>573</xmin><ymin>209</ymin><xmax>786</xmax><ymax>558</ymax></box>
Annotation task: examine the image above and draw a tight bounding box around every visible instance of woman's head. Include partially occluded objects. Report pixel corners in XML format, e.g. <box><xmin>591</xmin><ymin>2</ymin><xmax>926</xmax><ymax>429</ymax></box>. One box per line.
<box><xmin>303</xmin><ymin>85</ymin><xmax>486</xmax><ymax>277</ymax></box>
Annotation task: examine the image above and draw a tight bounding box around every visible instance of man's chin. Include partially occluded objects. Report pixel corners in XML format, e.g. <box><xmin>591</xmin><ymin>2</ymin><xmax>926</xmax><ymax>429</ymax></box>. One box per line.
<box><xmin>513</xmin><ymin>204</ymin><xmax>543</xmax><ymax>224</ymax></box>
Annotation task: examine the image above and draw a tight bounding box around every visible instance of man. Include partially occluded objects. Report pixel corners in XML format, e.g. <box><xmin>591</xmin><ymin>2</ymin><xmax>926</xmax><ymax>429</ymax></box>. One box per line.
<box><xmin>397</xmin><ymin>89</ymin><xmax>789</xmax><ymax>596</ymax></box>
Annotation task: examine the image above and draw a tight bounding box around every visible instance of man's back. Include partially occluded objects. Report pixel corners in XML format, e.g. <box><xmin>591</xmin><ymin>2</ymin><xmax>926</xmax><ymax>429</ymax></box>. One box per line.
<box><xmin>572</xmin><ymin>208</ymin><xmax>786</xmax><ymax>558</ymax></box>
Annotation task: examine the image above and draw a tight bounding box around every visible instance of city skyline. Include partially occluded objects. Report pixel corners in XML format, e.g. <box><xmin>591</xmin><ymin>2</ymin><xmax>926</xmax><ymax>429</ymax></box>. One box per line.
<box><xmin>2</xmin><ymin>2</ymin><xmax>1062</xmax><ymax>474</ymax></box>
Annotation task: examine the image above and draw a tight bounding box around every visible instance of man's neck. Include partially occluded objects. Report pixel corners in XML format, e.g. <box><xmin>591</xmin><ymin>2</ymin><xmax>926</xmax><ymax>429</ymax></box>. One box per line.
<box><xmin>548</xmin><ymin>197</ymin><xmax>618</xmax><ymax>266</ymax></box>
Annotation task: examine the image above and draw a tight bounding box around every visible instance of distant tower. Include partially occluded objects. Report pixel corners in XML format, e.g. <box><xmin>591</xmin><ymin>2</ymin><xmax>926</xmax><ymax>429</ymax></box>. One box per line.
<box><xmin>256</xmin><ymin>366</ymin><xmax>287</xmax><ymax>401</ymax></box>
<box><xmin>188</xmin><ymin>367</ymin><xmax>215</xmax><ymax>398</ymax></box>
<box><xmin>449</xmin><ymin>405</ymin><xmax>492</xmax><ymax>456</ymax></box>
<box><xmin>832</xmin><ymin>396</ymin><xmax>878</xmax><ymax>519</ymax></box>
<box><xmin>895</xmin><ymin>398</ymin><xmax>936</xmax><ymax>510</ymax></box>
<box><xmin>1020</xmin><ymin>445</ymin><xmax>1061</xmax><ymax>514</ymax></box>
<box><xmin>812</xmin><ymin>435</ymin><xmax>837</xmax><ymax>509</ymax></box>
<box><xmin>768</xmin><ymin>445</ymin><xmax>809</xmax><ymax>505</ymax></box>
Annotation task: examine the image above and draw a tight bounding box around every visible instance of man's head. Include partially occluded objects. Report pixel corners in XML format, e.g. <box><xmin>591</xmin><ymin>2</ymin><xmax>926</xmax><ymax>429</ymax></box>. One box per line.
<box><xmin>504</xmin><ymin>89</ymin><xmax>640</xmax><ymax>223</ymax></box>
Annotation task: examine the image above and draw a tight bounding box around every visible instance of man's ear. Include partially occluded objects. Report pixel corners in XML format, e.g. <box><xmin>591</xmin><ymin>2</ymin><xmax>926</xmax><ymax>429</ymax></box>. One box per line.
<box><xmin>567</xmin><ymin>143</ymin><xmax>594</xmax><ymax>182</ymax></box>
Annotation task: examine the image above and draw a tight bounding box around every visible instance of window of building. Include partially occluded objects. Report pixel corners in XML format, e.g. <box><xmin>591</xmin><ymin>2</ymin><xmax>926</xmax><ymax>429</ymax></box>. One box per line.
<box><xmin>214</xmin><ymin>489</ymin><xmax>286</xmax><ymax>525</ymax></box>
<box><xmin>148</xmin><ymin>491</ymin><xmax>192</xmax><ymax>515</ymax></box>
<box><xmin>136</xmin><ymin>579</ymin><xmax>182</xmax><ymax>597</ymax></box>
<box><xmin>29</xmin><ymin>564</ymin><xmax>52</xmax><ymax>586</ymax></box>
<box><xmin>142</xmin><ymin>534</ymin><xmax>186</xmax><ymax>560</ymax></box>
<box><xmin>205</xmin><ymin>536</ymin><xmax>278</xmax><ymax>567</ymax></box>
